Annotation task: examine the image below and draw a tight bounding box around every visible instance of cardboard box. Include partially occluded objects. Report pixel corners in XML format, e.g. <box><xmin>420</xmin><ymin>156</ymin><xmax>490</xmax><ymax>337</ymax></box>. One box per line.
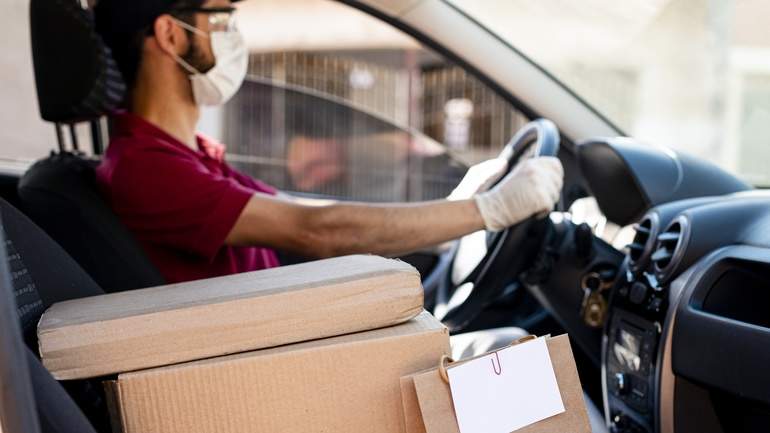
<box><xmin>400</xmin><ymin>334</ymin><xmax>590</xmax><ymax>433</ymax></box>
<box><xmin>104</xmin><ymin>311</ymin><xmax>449</xmax><ymax>433</ymax></box>
<box><xmin>39</xmin><ymin>255</ymin><xmax>424</xmax><ymax>380</ymax></box>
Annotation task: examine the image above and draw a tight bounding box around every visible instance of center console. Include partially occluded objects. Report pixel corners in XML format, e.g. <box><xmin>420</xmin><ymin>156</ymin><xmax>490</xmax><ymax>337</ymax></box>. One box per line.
<box><xmin>603</xmin><ymin>267</ymin><xmax>667</xmax><ymax>433</ymax></box>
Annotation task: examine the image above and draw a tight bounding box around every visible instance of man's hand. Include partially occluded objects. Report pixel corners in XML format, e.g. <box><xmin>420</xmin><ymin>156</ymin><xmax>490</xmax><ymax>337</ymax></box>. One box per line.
<box><xmin>474</xmin><ymin>157</ymin><xmax>564</xmax><ymax>232</ymax></box>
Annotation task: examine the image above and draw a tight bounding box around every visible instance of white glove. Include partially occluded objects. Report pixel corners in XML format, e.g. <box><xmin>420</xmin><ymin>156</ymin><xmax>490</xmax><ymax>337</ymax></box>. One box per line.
<box><xmin>474</xmin><ymin>156</ymin><xmax>564</xmax><ymax>231</ymax></box>
<box><xmin>447</xmin><ymin>158</ymin><xmax>508</xmax><ymax>201</ymax></box>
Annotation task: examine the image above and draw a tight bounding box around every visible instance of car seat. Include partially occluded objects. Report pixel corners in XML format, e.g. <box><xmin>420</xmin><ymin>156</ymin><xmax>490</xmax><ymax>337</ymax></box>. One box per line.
<box><xmin>0</xmin><ymin>244</ymin><xmax>97</xmax><ymax>433</ymax></box>
<box><xmin>0</xmin><ymin>284</ymin><xmax>95</xmax><ymax>433</ymax></box>
<box><xmin>1</xmin><ymin>195</ymin><xmax>111</xmax><ymax>432</ymax></box>
<box><xmin>20</xmin><ymin>0</ymin><xmax>165</xmax><ymax>293</ymax></box>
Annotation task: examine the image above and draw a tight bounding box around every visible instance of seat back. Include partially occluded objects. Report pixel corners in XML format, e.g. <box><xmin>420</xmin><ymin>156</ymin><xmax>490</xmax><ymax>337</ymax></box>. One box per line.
<box><xmin>19</xmin><ymin>153</ymin><xmax>165</xmax><ymax>293</ymax></box>
<box><xmin>1</xmin><ymin>197</ymin><xmax>110</xmax><ymax>431</ymax></box>
<box><xmin>1</xmin><ymin>196</ymin><xmax>103</xmax><ymax>340</ymax></box>
<box><xmin>0</xmin><ymin>203</ymin><xmax>98</xmax><ymax>433</ymax></box>
<box><xmin>0</xmin><ymin>219</ymin><xmax>40</xmax><ymax>433</ymax></box>
<box><xmin>24</xmin><ymin>0</ymin><xmax>165</xmax><ymax>292</ymax></box>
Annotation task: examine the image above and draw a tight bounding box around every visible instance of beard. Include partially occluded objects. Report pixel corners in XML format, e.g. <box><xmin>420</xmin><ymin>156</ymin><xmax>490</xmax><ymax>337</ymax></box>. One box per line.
<box><xmin>181</xmin><ymin>33</ymin><xmax>215</xmax><ymax>74</ymax></box>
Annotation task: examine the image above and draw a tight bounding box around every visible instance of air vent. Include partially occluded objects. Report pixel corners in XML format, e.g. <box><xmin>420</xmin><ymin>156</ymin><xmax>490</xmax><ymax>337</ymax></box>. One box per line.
<box><xmin>652</xmin><ymin>220</ymin><xmax>684</xmax><ymax>273</ymax></box>
<box><xmin>628</xmin><ymin>215</ymin><xmax>658</xmax><ymax>271</ymax></box>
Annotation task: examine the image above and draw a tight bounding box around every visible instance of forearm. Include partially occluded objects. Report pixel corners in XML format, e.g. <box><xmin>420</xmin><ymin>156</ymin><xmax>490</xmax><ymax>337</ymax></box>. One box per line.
<box><xmin>301</xmin><ymin>199</ymin><xmax>485</xmax><ymax>257</ymax></box>
<box><xmin>226</xmin><ymin>193</ymin><xmax>484</xmax><ymax>258</ymax></box>
<box><xmin>228</xmin><ymin>156</ymin><xmax>563</xmax><ymax>258</ymax></box>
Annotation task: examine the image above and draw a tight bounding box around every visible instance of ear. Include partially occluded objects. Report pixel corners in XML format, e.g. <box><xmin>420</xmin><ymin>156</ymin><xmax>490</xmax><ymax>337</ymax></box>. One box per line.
<box><xmin>152</xmin><ymin>14</ymin><xmax>188</xmax><ymax>58</ymax></box>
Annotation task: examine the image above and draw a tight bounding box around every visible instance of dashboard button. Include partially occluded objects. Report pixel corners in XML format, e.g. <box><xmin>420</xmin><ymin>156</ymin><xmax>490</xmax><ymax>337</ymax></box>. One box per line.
<box><xmin>633</xmin><ymin>381</ymin><xmax>648</xmax><ymax>399</ymax></box>
<box><xmin>629</xmin><ymin>282</ymin><xmax>648</xmax><ymax>304</ymax></box>
<box><xmin>647</xmin><ymin>296</ymin><xmax>663</xmax><ymax>312</ymax></box>
<box><xmin>614</xmin><ymin>373</ymin><xmax>629</xmax><ymax>395</ymax></box>
<box><xmin>575</xmin><ymin>223</ymin><xmax>594</xmax><ymax>259</ymax></box>
<box><xmin>611</xmin><ymin>413</ymin><xmax>630</xmax><ymax>432</ymax></box>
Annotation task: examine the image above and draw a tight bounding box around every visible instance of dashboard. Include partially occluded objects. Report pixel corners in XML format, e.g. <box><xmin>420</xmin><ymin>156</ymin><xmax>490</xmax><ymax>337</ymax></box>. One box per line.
<box><xmin>568</xmin><ymin>138</ymin><xmax>770</xmax><ymax>433</ymax></box>
<box><xmin>481</xmin><ymin>135</ymin><xmax>770</xmax><ymax>433</ymax></box>
<box><xmin>600</xmin><ymin>192</ymin><xmax>770</xmax><ymax>433</ymax></box>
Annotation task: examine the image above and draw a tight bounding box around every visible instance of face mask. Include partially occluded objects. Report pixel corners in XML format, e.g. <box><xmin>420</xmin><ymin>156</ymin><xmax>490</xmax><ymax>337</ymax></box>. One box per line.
<box><xmin>172</xmin><ymin>19</ymin><xmax>248</xmax><ymax>106</ymax></box>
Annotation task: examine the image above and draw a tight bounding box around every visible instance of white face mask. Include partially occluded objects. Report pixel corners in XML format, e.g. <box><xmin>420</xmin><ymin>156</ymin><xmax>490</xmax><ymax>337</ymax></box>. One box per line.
<box><xmin>172</xmin><ymin>19</ymin><xmax>248</xmax><ymax>106</ymax></box>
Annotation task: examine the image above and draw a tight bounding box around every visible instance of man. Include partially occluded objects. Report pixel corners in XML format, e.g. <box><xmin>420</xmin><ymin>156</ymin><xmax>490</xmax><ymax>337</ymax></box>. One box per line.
<box><xmin>93</xmin><ymin>0</ymin><xmax>563</xmax><ymax>284</ymax></box>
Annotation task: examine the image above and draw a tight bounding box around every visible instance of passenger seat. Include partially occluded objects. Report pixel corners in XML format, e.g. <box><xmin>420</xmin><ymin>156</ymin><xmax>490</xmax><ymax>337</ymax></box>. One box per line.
<box><xmin>0</xmin><ymin>216</ymin><xmax>98</xmax><ymax>433</ymax></box>
<box><xmin>1</xmin><ymin>197</ymin><xmax>110</xmax><ymax>432</ymax></box>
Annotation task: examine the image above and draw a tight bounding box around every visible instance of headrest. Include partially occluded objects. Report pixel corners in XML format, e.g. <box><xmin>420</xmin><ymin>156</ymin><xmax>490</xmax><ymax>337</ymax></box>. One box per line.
<box><xmin>30</xmin><ymin>0</ymin><xmax>125</xmax><ymax>123</ymax></box>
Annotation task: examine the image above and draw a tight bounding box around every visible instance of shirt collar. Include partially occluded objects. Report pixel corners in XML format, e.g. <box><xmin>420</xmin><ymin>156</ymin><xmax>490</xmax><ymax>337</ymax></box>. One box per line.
<box><xmin>111</xmin><ymin>111</ymin><xmax>225</xmax><ymax>162</ymax></box>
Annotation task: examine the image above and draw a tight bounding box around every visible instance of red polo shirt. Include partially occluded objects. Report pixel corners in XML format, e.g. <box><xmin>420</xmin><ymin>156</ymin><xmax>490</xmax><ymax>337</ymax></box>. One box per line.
<box><xmin>96</xmin><ymin>112</ymin><xmax>280</xmax><ymax>283</ymax></box>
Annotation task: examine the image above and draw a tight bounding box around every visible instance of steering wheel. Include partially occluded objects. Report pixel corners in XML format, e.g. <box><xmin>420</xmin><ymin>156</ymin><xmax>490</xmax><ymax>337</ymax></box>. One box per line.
<box><xmin>427</xmin><ymin>119</ymin><xmax>560</xmax><ymax>332</ymax></box>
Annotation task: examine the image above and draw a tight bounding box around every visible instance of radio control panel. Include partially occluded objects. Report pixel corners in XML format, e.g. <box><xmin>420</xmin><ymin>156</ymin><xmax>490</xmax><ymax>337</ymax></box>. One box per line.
<box><xmin>605</xmin><ymin>271</ymin><xmax>667</xmax><ymax>433</ymax></box>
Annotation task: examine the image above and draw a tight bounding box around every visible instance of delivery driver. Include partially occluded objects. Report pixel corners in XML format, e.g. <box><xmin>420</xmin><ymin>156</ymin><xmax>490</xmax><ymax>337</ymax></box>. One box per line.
<box><xmin>93</xmin><ymin>0</ymin><xmax>564</xmax><ymax>284</ymax></box>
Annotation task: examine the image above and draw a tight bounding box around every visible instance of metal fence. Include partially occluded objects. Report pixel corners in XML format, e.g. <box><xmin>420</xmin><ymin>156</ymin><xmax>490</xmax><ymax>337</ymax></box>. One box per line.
<box><xmin>224</xmin><ymin>51</ymin><xmax>528</xmax><ymax>202</ymax></box>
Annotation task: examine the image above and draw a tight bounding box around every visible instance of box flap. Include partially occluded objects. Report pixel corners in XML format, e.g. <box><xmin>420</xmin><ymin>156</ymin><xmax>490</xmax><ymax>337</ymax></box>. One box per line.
<box><xmin>103</xmin><ymin>380</ymin><xmax>125</xmax><ymax>433</ymax></box>
<box><xmin>400</xmin><ymin>374</ymin><xmax>427</xmax><ymax>433</ymax></box>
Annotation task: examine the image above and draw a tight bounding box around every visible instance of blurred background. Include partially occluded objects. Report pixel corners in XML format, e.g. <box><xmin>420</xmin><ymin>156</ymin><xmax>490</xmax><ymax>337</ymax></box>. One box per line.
<box><xmin>206</xmin><ymin>0</ymin><xmax>527</xmax><ymax>202</ymax></box>
<box><xmin>4</xmin><ymin>0</ymin><xmax>770</xmax><ymax>202</ymax></box>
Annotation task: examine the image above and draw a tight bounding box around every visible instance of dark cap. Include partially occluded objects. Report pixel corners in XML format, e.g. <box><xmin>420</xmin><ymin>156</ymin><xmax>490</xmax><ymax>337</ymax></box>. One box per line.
<box><xmin>95</xmin><ymin>0</ymin><xmax>176</xmax><ymax>43</ymax></box>
<box><xmin>93</xmin><ymin>0</ymin><xmax>241</xmax><ymax>47</ymax></box>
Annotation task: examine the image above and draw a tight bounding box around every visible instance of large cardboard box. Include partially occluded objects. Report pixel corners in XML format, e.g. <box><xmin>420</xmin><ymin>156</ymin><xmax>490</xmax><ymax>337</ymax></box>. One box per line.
<box><xmin>104</xmin><ymin>311</ymin><xmax>449</xmax><ymax>433</ymax></box>
<box><xmin>38</xmin><ymin>255</ymin><xmax>423</xmax><ymax>380</ymax></box>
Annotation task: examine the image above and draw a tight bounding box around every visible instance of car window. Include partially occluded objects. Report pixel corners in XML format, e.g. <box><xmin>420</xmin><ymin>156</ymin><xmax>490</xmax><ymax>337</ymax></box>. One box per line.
<box><xmin>198</xmin><ymin>0</ymin><xmax>530</xmax><ymax>202</ymax></box>
<box><xmin>446</xmin><ymin>0</ymin><xmax>770</xmax><ymax>186</ymax></box>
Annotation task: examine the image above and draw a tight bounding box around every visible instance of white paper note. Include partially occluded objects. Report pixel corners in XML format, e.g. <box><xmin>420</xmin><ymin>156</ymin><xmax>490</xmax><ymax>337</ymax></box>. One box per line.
<box><xmin>447</xmin><ymin>337</ymin><xmax>565</xmax><ymax>433</ymax></box>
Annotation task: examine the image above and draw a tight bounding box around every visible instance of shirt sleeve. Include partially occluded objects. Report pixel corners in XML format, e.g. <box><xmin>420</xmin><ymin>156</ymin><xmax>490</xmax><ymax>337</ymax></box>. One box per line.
<box><xmin>110</xmin><ymin>144</ymin><xmax>257</xmax><ymax>261</ymax></box>
<box><xmin>224</xmin><ymin>163</ymin><xmax>278</xmax><ymax>195</ymax></box>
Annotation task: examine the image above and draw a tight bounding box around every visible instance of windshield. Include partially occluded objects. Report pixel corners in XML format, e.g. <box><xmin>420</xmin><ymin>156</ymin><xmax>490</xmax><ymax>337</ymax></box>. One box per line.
<box><xmin>446</xmin><ymin>0</ymin><xmax>770</xmax><ymax>186</ymax></box>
